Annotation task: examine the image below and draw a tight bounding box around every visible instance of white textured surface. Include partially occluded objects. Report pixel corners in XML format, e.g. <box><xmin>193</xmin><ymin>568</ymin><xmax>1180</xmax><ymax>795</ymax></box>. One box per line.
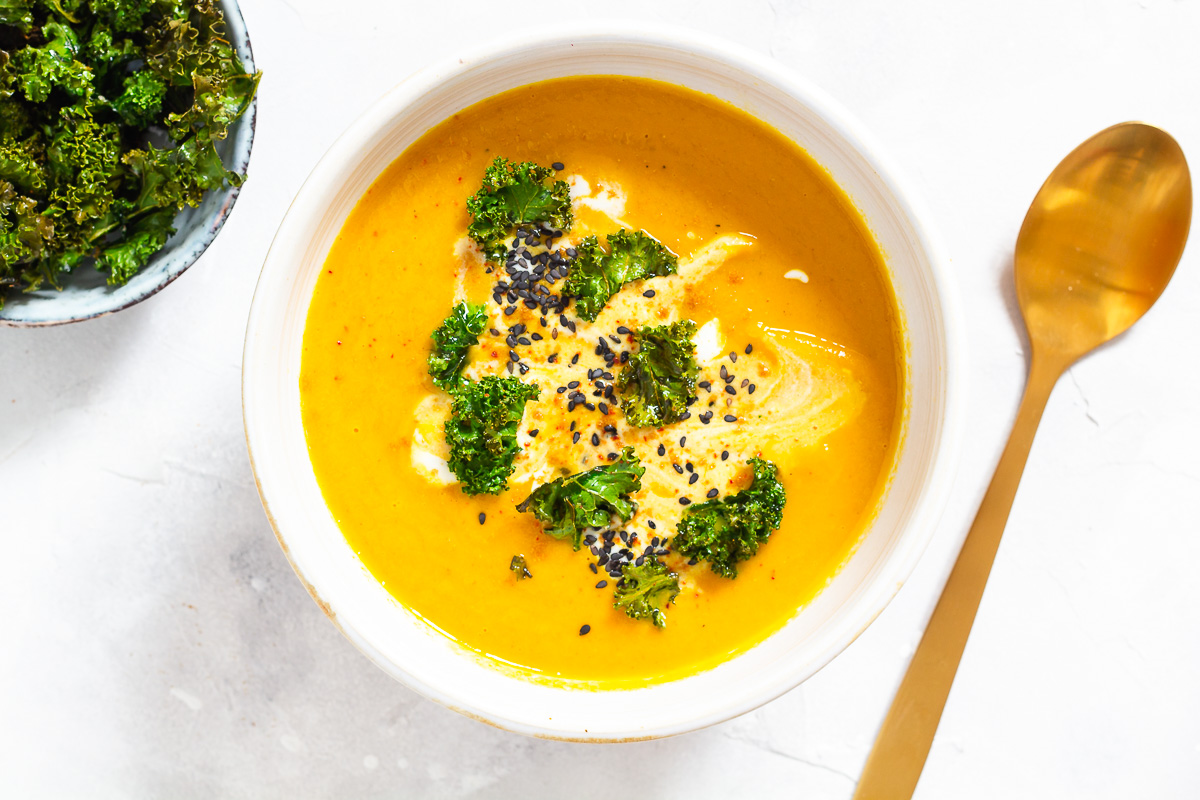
<box><xmin>1</xmin><ymin>0</ymin><xmax>1196</xmax><ymax>796</ymax></box>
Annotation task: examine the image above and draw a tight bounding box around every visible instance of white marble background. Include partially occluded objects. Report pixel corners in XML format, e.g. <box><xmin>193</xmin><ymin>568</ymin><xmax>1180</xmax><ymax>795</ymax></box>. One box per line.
<box><xmin>2</xmin><ymin>0</ymin><xmax>1198</xmax><ymax>797</ymax></box>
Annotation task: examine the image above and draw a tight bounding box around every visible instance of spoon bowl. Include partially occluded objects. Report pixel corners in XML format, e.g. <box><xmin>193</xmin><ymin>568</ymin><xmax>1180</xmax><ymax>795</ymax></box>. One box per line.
<box><xmin>1016</xmin><ymin>123</ymin><xmax>1192</xmax><ymax>361</ymax></box>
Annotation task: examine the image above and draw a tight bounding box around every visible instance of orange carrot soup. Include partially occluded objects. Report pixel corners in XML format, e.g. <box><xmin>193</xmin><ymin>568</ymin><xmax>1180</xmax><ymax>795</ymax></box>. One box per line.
<box><xmin>299</xmin><ymin>77</ymin><xmax>905</xmax><ymax>688</ymax></box>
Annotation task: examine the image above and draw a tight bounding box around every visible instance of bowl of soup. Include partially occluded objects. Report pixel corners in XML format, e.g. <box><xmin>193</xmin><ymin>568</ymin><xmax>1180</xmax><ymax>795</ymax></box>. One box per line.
<box><xmin>243</xmin><ymin>26</ymin><xmax>963</xmax><ymax>740</ymax></box>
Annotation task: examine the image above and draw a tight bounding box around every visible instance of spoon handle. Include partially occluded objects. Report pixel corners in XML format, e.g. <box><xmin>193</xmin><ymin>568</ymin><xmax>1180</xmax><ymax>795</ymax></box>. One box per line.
<box><xmin>852</xmin><ymin>351</ymin><xmax>1066</xmax><ymax>799</ymax></box>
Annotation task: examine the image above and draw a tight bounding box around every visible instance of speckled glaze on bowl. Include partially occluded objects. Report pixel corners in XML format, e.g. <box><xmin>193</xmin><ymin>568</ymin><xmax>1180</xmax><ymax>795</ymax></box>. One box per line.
<box><xmin>0</xmin><ymin>0</ymin><xmax>257</xmax><ymax>328</ymax></box>
<box><xmin>244</xmin><ymin>25</ymin><xmax>965</xmax><ymax>741</ymax></box>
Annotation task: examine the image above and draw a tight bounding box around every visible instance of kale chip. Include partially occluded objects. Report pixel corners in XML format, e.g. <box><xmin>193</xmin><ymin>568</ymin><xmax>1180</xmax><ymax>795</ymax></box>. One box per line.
<box><xmin>616</xmin><ymin>319</ymin><xmax>699</xmax><ymax>428</ymax></box>
<box><xmin>564</xmin><ymin>229</ymin><xmax>677</xmax><ymax>321</ymax></box>
<box><xmin>466</xmin><ymin>158</ymin><xmax>572</xmax><ymax>263</ymax></box>
<box><xmin>516</xmin><ymin>446</ymin><xmax>644</xmax><ymax>550</ymax></box>
<box><xmin>444</xmin><ymin>376</ymin><xmax>540</xmax><ymax>496</ymax></box>
<box><xmin>672</xmin><ymin>457</ymin><xmax>787</xmax><ymax>578</ymax></box>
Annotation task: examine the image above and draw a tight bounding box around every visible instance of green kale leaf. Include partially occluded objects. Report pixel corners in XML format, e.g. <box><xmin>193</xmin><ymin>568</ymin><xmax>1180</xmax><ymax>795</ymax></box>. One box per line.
<box><xmin>0</xmin><ymin>0</ymin><xmax>35</xmax><ymax>32</ymax></box>
<box><xmin>672</xmin><ymin>457</ymin><xmax>787</xmax><ymax>578</ymax></box>
<box><xmin>563</xmin><ymin>229</ymin><xmax>678</xmax><ymax>321</ymax></box>
<box><xmin>96</xmin><ymin>206</ymin><xmax>175</xmax><ymax>285</ymax></box>
<box><xmin>11</xmin><ymin>21</ymin><xmax>93</xmax><ymax>103</ymax></box>
<box><xmin>427</xmin><ymin>302</ymin><xmax>488</xmax><ymax>390</ymax></box>
<box><xmin>515</xmin><ymin>447</ymin><xmax>644</xmax><ymax>550</ymax></box>
<box><xmin>509</xmin><ymin>554</ymin><xmax>532</xmax><ymax>580</ymax></box>
<box><xmin>89</xmin><ymin>0</ymin><xmax>153</xmax><ymax>34</ymax></box>
<box><xmin>613</xmin><ymin>557</ymin><xmax>680</xmax><ymax>628</ymax></box>
<box><xmin>0</xmin><ymin>180</ymin><xmax>55</xmax><ymax>292</ymax></box>
<box><xmin>445</xmin><ymin>376</ymin><xmax>540</xmax><ymax>496</ymax></box>
<box><xmin>616</xmin><ymin>319</ymin><xmax>698</xmax><ymax>428</ymax></box>
<box><xmin>111</xmin><ymin>70</ymin><xmax>167</xmax><ymax>128</ymax></box>
<box><xmin>0</xmin><ymin>133</ymin><xmax>46</xmax><ymax>194</ymax></box>
<box><xmin>466</xmin><ymin>158</ymin><xmax>572</xmax><ymax>263</ymax></box>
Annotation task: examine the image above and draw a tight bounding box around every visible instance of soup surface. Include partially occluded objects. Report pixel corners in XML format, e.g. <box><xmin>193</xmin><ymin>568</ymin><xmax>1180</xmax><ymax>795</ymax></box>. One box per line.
<box><xmin>300</xmin><ymin>76</ymin><xmax>904</xmax><ymax>687</ymax></box>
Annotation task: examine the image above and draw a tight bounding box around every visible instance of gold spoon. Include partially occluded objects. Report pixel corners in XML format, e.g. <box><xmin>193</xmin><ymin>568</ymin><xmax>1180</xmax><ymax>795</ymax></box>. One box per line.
<box><xmin>853</xmin><ymin>122</ymin><xmax>1192</xmax><ymax>799</ymax></box>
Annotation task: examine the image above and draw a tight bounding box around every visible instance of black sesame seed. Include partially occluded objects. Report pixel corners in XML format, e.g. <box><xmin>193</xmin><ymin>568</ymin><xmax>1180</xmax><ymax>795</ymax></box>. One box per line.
<box><xmin>551</xmin><ymin>161</ymin><xmax>565</xmax><ymax>170</ymax></box>
<box><xmin>679</xmin><ymin>411</ymin><xmax>691</xmax><ymax>420</ymax></box>
<box><xmin>504</xmin><ymin>306</ymin><xmax>516</xmax><ymax>315</ymax></box>
<box><xmin>489</xmin><ymin>328</ymin><xmax>500</xmax><ymax>336</ymax></box>
<box><xmin>573</xmin><ymin>432</ymin><xmax>581</xmax><ymax>444</ymax></box>
<box><xmin>589</xmin><ymin>563</ymin><xmax>598</xmax><ymax>574</ymax></box>
<box><xmin>579</xmin><ymin>624</ymin><xmax>591</xmax><ymax>636</ymax></box>
<box><xmin>591</xmin><ymin>433</ymin><xmax>600</xmax><ymax>446</ymax></box>
<box><xmin>598</xmin><ymin>403</ymin><xmax>609</xmax><ymax>414</ymax></box>
<box><xmin>679</xmin><ymin>497</ymin><xmax>692</xmax><ymax>506</ymax></box>
<box><xmin>570</xmin><ymin>421</ymin><xmax>576</xmax><ymax>431</ymax></box>
<box><xmin>531</xmin><ymin>332</ymin><xmax>543</xmax><ymax>341</ymax></box>
<box><xmin>741</xmin><ymin>379</ymin><xmax>749</xmax><ymax>388</ymax></box>
<box><xmin>647</xmin><ymin>520</ymin><xmax>657</xmax><ymax>530</ymax></box>
<box><xmin>571</xmin><ymin>353</ymin><xmax>580</xmax><ymax>365</ymax></box>
<box><xmin>585</xmin><ymin>402</ymin><xmax>596</xmax><ymax>411</ymax></box>
<box><xmin>528</xmin><ymin>429</ymin><xmax>539</xmax><ymax>437</ymax></box>
<box><xmin>518</xmin><ymin>362</ymin><xmax>530</xmax><ymax>375</ymax></box>
<box><xmin>616</xmin><ymin>326</ymin><xmax>631</xmax><ymax>335</ymax></box>
<box><xmin>635</xmin><ymin>556</ymin><xmax>645</xmax><ymax>567</ymax></box>
<box><xmin>657</xmin><ymin>444</ymin><xmax>667</xmax><ymax>456</ymax></box>
<box><xmin>547</xmin><ymin>353</ymin><xmax>558</xmax><ymax>363</ymax></box>
<box><xmin>505</xmin><ymin>361</ymin><xmax>514</xmax><ymax>374</ymax></box>
<box><xmin>643</xmin><ymin>289</ymin><xmax>656</xmax><ymax>298</ymax></box>
<box><xmin>598</xmin><ymin>553</ymin><xmax>609</xmax><ymax>566</ymax></box>
<box><xmin>478</xmin><ymin>513</ymin><xmax>486</xmax><ymax>524</ymax></box>
<box><xmin>725</xmin><ymin>385</ymin><xmax>736</xmax><ymax>395</ymax></box>
<box><xmin>745</xmin><ymin>344</ymin><xmax>753</xmax><ymax>354</ymax></box>
<box><xmin>689</xmin><ymin>473</ymin><xmax>699</xmax><ymax>485</ymax></box>
<box><xmin>729</xmin><ymin>352</ymin><xmax>738</xmax><ymax>362</ymax></box>
<box><xmin>679</xmin><ymin>436</ymin><xmax>687</xmax><ymax>447</ymax></box>
<box><xmin>688</xmin><ymin>557</ymin><xmax>699</xmax><ymax>566</ymax></box>
<box><xmin>595</xmin><ymin>580</ymin><xmax>608</xmax><ymax>589</ymax></box>
<box><xmin>721</xmin><ymin>450</ymin><xmax>730</xmax><ymax>461</ymax></box>
<box><xmin>557</xmin><ymin>386</ymin><xmax>567</xmax><ymax>394</ymax></box>
<box><xmin>673</xmin><ymin>463</ymin><xmax>684</xmax><ymax>474</ymax></box>
<box><xmin>724</xmin><ymin>414</ymin><xmax>737</xmax><ymax>422</ymax></box>
<box><xmin>685</xmin><ymin>462</ymin><xmax>693</xmax><ymax>472</ymax></box>
<box><xmin>720</xmin><ymin>365</ymin><xmax>728</xmax><ymax>380</ymax></box>
<box><xmin>699</xmin><ymin>381</ymin><xmax>711</xmax><ymax>391</ymax></box>
<box><xmin>706</xmin><ymin>488</ymin><xmax>719</xmax><ymax>498</ymax></box>
<box><xmin>748</xmin><ymin>384</ymin><xmax>756</xmax><ymax>394</ymax></box>
<box><xmin>568</xmin><ymin>380</ymin><xmax>580</xmax><ymax>389</ymax></box>
<box><xmin>518</xmin><ymin>337</ymin><xmax>531</xmax><ymax>346</ymax></box>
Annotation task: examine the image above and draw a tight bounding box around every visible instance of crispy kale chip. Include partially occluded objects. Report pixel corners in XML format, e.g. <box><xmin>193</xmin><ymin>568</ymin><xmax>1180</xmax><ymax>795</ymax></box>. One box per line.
<box><xmin>112</xmin><ymin>70</ymin><xmax>167</xmax><ymax>128</ymax></box>
<box><xmin>11</xmin><ymin>21</ymin><xmax>92</xmax><ymax>103</ymax></box>
<box><xmin>509</xmin><ymin>554</ymin><xmax>532</xmax><ymax>580</ymax></box>
<box><xmin>0</xmin><ymin>0</ymin><xmax>260</xmax><ymax>306</ymax></box>
<box><xmin>564</xmin><ymin>229</ymin><xmax>677</xmax><ymax>321</ymax></box>
<box><xmin>444</xmin><ymin>376</ymin><xmax>540</xmax><ymax>496</ymax></box>
<box><xmin>672</xmin><ymin>457</ymin><xmax>787</xmax><ymax>579</ymax></box>
<box><xmin>616</xmin><ymin>319</ymin><xmax>699</xmax><ymax>428</ymax></box>
<box><xmin>0</xmin><ymin>0</ymin><xmax>34</xmax><ymax>32</ymax></box>
<box><xmin>613</xmin><ymin>557</ymin><xmax>680</xmax><ymax>628</ymax></box>
<box><xmin>427</xmin><ymin>302</ymin><xmax>488</xmax><ymax>390</ymax></box>
<box><xmin>516</xmin><ymin>446</ymin><xmax>644</xmax><ymax>550</ymax></box>
<box><xmin>466</xmin><ymin>158</ymin><xmax>572</xmax><ymax>263</ymax></box>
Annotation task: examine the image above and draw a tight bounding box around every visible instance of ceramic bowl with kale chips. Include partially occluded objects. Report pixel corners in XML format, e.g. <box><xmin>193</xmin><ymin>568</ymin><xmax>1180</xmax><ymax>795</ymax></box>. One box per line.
<box><xmin>0</xmin><ymin>0</ymin><xmax>258</xmax><ymax>326</ymax></box>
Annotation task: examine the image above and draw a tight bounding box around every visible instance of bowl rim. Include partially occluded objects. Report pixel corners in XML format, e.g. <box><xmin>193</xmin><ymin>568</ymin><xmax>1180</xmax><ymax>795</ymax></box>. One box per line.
<box><xmin>243</xmin><ymin>22</ymin><xmax>966</xmax><ymax>740</ymax></box>
<box><xmin>0</xmin><ymin>0</ymin><xmax>258</xmax><ymax>328</ymax></box>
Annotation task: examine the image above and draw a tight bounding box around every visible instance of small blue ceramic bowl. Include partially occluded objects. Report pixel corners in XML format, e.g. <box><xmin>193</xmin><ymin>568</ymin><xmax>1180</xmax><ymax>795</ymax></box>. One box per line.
<box><xmin>0</xmin><ymin>0</ymin><xmax>257</xmax><ymax>327</ymax></box>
